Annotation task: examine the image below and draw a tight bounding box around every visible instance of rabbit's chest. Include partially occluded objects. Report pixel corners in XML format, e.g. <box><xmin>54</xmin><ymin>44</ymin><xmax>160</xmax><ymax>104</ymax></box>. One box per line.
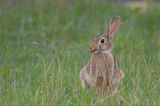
<box><xmin>89</xmin><ymin>54</ymin><xmax>114</xmax><ymax>74</ymax></box>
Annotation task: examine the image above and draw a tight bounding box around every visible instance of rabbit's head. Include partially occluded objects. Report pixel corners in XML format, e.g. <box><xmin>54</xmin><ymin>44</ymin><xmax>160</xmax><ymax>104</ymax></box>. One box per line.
<box><xmin>89</xmin><ymin>16</ymin><xmax>120</xmax><ymax>54</ymax></box>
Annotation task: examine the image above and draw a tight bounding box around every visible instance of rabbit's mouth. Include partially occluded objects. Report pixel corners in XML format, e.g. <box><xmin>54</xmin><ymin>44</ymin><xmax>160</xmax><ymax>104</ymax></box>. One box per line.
<box><xmin>90</xmin><ymin>48</ymin><xmax>111</xmax><ymax>54</ymax></box>
<box><xmin>90</xmin><ymin>49</ymin><xmax>104</xmax><ymax>54</ymax></box>
<box><xmin>89</xmin><ymin>48</ymin><xmax>99</xmax><ymax>53</ymax></box>
<box><xmin>90</xmin><ymin>49</ymin><xmax>96</xmax><ymax>53</ymax></box>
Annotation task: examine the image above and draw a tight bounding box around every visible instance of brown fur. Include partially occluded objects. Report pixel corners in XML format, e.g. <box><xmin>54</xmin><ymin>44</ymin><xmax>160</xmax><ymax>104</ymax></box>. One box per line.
<box><xmin>80</xmin><ymin>16</ymin><xmax>124</xmax><ymax>95</ymax></box>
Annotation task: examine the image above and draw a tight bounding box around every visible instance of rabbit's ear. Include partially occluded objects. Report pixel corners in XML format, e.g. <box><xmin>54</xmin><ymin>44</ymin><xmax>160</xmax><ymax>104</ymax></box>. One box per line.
<box><xmin>103</xmin><ymin>16</ymin><xmax>120</xmax><ymax>40</ymax></box>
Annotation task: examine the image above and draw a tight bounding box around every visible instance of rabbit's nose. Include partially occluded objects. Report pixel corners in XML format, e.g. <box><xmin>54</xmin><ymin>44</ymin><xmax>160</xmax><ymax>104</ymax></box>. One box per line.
<box><xmin>89</xmin><ymin>47</ymin><xmax>96</xmax><ymax>52</ymax></box>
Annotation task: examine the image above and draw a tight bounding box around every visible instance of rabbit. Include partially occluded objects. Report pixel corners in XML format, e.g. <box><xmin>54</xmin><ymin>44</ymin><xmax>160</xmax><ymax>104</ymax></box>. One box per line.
<box><xmin>80</xmin><ymin>16</ymin><xmax>124</xmax><ymax>95</ymax></box>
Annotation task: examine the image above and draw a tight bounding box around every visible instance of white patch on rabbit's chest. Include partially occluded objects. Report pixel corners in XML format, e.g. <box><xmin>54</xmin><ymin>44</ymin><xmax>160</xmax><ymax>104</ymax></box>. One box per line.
<box><xmin>101</xmin><ymin>49</ymin><xmax>111</xmax><ymax>54</ymax></box>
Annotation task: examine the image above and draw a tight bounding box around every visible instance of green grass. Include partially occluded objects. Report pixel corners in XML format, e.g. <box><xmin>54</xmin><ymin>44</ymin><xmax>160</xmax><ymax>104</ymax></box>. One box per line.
<box><xmin>0</xmin><ymin>0</ymin><xmax>160</xmax><ymax>106</ymax></box>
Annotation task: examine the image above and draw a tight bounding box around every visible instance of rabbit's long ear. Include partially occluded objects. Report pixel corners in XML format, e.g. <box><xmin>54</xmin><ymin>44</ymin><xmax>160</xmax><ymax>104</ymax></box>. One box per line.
<box><xmin>102</xmin><ymin>16</ymin><xmax>120</xmax><ymax>40</ymax></box>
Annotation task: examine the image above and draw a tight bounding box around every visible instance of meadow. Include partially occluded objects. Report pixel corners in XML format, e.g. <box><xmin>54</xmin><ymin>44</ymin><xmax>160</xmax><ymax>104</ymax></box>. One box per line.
<box><xmin>0</xmin><ymin>0</ymin><xmax>160</xmax><ymax>106</ymax></box>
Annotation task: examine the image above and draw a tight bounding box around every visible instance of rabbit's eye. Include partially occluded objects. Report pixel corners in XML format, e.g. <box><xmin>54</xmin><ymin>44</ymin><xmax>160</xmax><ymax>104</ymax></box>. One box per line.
<box><xmin>100</xmin><ymin>39</ymin><xmax>105</xmax><ymax>43</ymax></box>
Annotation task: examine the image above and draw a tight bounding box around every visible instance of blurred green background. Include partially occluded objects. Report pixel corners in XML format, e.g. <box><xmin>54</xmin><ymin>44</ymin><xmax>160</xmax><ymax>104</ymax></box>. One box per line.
<box><xmin>0</xmin><ymin>0</ymin><xmax>160</xmax><ymax>106</ymax></box>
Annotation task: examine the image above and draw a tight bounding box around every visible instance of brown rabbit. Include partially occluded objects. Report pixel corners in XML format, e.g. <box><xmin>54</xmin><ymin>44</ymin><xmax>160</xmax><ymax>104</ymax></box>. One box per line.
<box><xmin>80</xmin><ymin>16</ymin><xmax>124</xmax><ymax>95</ymax></box>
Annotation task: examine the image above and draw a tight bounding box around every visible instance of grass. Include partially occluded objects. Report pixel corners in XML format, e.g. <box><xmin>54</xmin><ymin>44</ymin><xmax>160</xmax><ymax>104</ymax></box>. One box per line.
<box><xmin>0</xmin><ymin>0</ymin><xmax>160</xmax><ymax>106</ymax></box>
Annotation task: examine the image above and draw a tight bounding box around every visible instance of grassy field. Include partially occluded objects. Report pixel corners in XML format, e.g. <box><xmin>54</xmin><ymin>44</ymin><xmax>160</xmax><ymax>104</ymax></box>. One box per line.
<box><xmin>0</xmin><ymin>0</ymin><xmax>160</xmax><ymax>106</ymax></box>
